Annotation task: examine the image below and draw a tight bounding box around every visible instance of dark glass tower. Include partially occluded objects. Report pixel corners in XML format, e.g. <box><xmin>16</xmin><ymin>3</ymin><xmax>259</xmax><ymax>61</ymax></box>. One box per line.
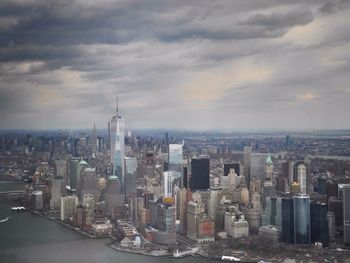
<box><xmin>310</xmin><ymin>202</ymin><xmax>329</xmax><ymax>247</ymax></box>
<box><xmin>190</xmin><ymin>158</ymin><xmax>210</xmax><ymax>190</ymax></box>
<box><xmin>224</xmin><ymin>163</ymin><xmax>240</xmax><ymax>177</ymax></box>
<box><xmin>282</xmin><ymin>197</ymin><xmax>294</xmax><ymax>243</ymax></box>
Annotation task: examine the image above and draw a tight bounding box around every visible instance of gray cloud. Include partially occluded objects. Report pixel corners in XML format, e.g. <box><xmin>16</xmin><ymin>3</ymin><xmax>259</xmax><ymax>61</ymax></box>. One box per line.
<box><xmin>0</xmin><ymin>0</ymin><xmax>350</xmax><ymax>130</ymax></box>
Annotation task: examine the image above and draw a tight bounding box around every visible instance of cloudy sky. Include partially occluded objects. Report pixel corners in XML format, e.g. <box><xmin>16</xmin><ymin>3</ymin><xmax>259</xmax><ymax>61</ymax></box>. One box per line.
<box><xmin>0</xmin><ymin>0</ymin><xmax>350</xmax><ymax>130</ymax></box>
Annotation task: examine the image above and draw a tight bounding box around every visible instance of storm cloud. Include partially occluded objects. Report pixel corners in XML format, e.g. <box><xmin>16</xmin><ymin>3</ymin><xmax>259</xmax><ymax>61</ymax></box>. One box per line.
<box><xmin>0</xmin><ymin>0</ymin><xmax>350</xmax><ymax>130</ymax></box>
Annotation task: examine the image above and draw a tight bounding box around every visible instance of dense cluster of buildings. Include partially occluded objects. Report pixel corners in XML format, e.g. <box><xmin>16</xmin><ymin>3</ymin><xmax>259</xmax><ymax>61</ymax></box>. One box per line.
<box><xmin>1</xmin><ymin>103</ymin><xmax>350</xmax><ymax>252</ymax></box>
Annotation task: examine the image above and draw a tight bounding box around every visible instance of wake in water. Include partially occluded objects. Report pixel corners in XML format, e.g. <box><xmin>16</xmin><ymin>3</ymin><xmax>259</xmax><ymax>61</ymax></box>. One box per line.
<box><xmin>0</xmin><ymin>217</ymin><xmax>10</xmax><ymax>223</ymax></box>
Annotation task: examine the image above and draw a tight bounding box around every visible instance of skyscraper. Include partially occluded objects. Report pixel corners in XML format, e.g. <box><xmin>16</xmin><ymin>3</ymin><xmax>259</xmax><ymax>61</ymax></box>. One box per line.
<box><xmin>163</xmin><ymin>171</ymin><xmax>174</xmax><ymax>203</ymax></box>
<box><xmin>250</xmin><ymin>153</ymin><xmax>268</xmax><ymax>186</ymax></box>
<box><xmin>294</xmin><ymin>195</ymin><xmax>310</xmax><ymax>245</ymax></box>
<box><xmin>91</xmin><ymin>123</ymin><xmax>97</xmax><ymax>154</ymax></box>
<box><xmin>243</xmin><ymin>146</ymin><xmax>252</xmax><ymax>190</ymax></box>
<box><xmin>110</xmin><ymin>98</ymin><xmax>125</xmax><ymax>185</ymax></box>
<box><xmin>168</xmin><ymin>144</ymin><xmax>183</xmax><ymax>188</ymax></box>
<box><xmin>282</xmin><ymin>197</ymin><xmax>294</xmax><ymax>244</ymax></box>
<box><xmin>190</xmin><ymin>158</ymin><xmax>210</xmax><ymax>191</ymax></box>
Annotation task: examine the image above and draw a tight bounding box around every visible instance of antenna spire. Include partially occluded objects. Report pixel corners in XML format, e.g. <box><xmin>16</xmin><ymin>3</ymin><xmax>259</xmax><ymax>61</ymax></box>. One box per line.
<box><xmin>115</xmin><ymin>95</ymin><xmax>119</xmax><ymax>117</ymax></box>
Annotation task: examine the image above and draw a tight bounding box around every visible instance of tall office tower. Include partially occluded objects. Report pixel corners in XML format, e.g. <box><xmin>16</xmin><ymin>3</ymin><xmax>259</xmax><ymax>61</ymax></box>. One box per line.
<box><xmin>60</xmin><ymin>196</ymin><xmax>78</xmax><ymax>221</ymax></box>
<box><xmin>78</xmin><ymin>167</ymin><xmax>98</xmax><ymax>201</ymax></box>
<box><xmin>243</xmin><ymin>146</ymin><xmax>252</xmax><ymax>190</ymax></box>
<box><xmin>187</xmin><ymin>201</ymin><xmax>205</xmax><ymax>240</ymax></box>
<box><xmin>288</xmin><ymin>160</ymin><xmax>295</xmax><ymax>185</ymax></box>
<box><xmin>55</xmin><ymin>159</ymin><xmax>67</xmax><ymax>178</ymax></box>
<box><xmin>297</xmin><ymin>163</ymin><xmax>307</xmax><ymax>194</ymax></box>
<box><xmin>228</xmin><ymin>168</ymin><xmax>239</xmax><ymax>192</ymax></box>
<box><xmin>110</xmin><ymin>98</ymin><xmax>125</xmax><ymax>184</ymax></box>
<box><xmin>177</xmin><ymin>188</ymin><xmax>188</xmax><ymax>234</ymax></box>
<box><xmin>125</xmin><ymin>157</ymin><xmax>137</xmax><ymax>200</ymax></box>
<box><xmin>69</xmin><ymin>158</ymin><xmax>88</xmax><ymax>191</ymax></box>
<box><xmin>168</xmin><ymin>144</ymin><xmax>183</xmax><ymax>188</ymax></box>
<box><xmin>183</xmin><ymin>166</ymin><xmax>188</xmax><ymax>188</ymax></box>
<box><xmin>224</xmin><ymin>163</ymin><xmax>240</xmax><ymax>177</ymax></box>
<box><xmin>310</xmin><ymin>202</ymin><xmax>329</xmax><ymax>247</ymax></box>
<box><xmin>328</xmin><ymin>196</ymin><xmax>344</xmax><ymax>228</ymax></box>
<box><xmin>163</xmin><ymin>171</ymin><xmax>174</xmax><ymax>204</ymax></box>
<box><xmin>344</xmin><ymin>184</ymin><xmax>350</xmax><ymax>246</ymax></box>
<box><xmin>282</xmin><ymin>197</ymin><xmax>294</xmax><ymax>243</ymax></box>
<box><xmin>262</xmin><ymin>155</ymin><xmax>275</xmax><ymax>208</ymax></box>
<box><xmin>91</xmin><ymin>123</ymin><xmax>97</xmax><ymax>154</ymax></box>
<box><xmin>190</xmin><ymin>158</ymin><xmax>210</xmax><ymax>191</ymax></box>
<box><xmin>327</xmin><ymin>212</ymin><xmax>336</xmax><ymax>242</ymax></box>
<box><xmin>208</xmin><ymin>187</ymin><xmax>222</xmax><ymax>218</ymax></box>
<box><xmin>294</xmin><ymin>195</ymin><xmax>310</xmax><ymax>245</ymax></box>
<box><xmin>250</xmin><ymin>153</ymin><xmax>268</xmax><ymax>184</ymax></box>
<box><xmin>105</xmin><ymin>175</ymin><xmax>124</xmax><ymax>219</ymax></box>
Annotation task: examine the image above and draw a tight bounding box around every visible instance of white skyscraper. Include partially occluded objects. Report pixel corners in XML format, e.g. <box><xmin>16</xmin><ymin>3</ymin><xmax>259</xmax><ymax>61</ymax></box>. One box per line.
<box><xmin>110</xmin><ymin>98</ymin><xmax>125</xmax><ymax>185</ymax></box>
<box><xmin>164</xmin><ymin>171</ymin><xmax>174</xmax><ymax>203</ymax></box>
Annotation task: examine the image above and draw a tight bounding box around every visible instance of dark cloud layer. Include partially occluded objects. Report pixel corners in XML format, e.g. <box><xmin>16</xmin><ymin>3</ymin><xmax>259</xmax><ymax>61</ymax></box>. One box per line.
<box><xmin>0</xmin><ymin>0</ymin><xmax>350</xmax><ymax>130</ymax></box>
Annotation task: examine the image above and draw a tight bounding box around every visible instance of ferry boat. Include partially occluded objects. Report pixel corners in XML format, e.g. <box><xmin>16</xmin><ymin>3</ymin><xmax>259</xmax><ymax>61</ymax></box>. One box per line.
<box><xmin>11</xmin><ymin>206</ymin><xmax>26</xmax><ymax>212</ymax></box>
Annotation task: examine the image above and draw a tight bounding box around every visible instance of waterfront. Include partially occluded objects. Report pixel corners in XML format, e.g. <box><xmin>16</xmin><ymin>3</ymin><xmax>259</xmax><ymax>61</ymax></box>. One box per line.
<box><xmin>0</xmin><ymin>181</ymin><xmax>220</xmax><ymax>263</ymax></box>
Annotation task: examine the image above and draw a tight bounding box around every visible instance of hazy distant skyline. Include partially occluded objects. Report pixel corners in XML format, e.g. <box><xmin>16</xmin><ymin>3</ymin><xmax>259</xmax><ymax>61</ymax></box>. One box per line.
<box><xmin>1</xmin><ymin>0</ymin><xmax>350</xmax><ymax>130</ymax></box>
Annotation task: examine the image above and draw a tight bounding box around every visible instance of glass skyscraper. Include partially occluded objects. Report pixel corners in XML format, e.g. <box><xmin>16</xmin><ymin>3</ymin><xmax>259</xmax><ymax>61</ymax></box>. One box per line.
<box><xmin>110</xmin><ymin>102</ymin><xmax>125</xmax><ymax>185</ymax></box>
<box><xmin>168</xmin><ymin>144</ymin><xmax>183</xmax><ymax>187</ymax></box>
<box><xmin>294</xmin><ymin>195</ymin><xmax>310</xmax><ymax>245</ymax></box>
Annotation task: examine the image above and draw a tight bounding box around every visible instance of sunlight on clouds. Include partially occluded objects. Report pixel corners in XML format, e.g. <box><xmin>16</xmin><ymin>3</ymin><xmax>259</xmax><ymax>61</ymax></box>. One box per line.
<box><xmin>298</xmin><ymin>91</ymin><xmax>315</xmax><ymax>101</ymax></box>
<box><xmin>181</xmin><ymin>60</ymin><xmax>273</xmax><ymax>109</ymax></box>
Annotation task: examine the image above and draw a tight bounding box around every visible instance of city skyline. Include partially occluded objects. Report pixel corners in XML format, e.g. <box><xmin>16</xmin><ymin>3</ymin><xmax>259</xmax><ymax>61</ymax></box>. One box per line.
<box><xmin>1</xmin><ymin>0</ymin><xmax>350</xmax><ymax>130</ymax></box>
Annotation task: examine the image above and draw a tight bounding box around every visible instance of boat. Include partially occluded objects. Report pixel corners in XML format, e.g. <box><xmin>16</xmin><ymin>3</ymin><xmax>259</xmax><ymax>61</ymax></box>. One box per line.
<box><xmin>0</xmin><ymin>217</ymin><xmax>10</xmax><ymax>223</ymax></box>
<box><xmin>222</xmin><ymin>255</ymin><xmax>241</xmax><ymax>262</ymax></box>
<box><xmin>11</xmin><ymin>206</ymin><xmax>26</xmax><ymax>212</ymax></box>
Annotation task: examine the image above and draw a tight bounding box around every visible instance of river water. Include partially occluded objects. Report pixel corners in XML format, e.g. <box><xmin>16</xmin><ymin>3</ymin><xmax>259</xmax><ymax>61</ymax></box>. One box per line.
<box><xmin>0</xmin><ymin>181</ymin><xmax>218</xmax><ymax>263</ymax></box>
